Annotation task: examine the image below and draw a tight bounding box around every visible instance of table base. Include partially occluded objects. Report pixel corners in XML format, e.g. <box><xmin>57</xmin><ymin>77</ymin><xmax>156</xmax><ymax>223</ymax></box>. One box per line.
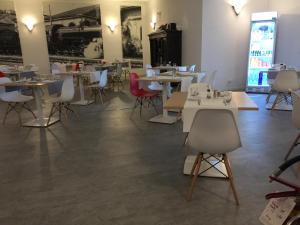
<box><xmin>149</xmin><ymin>114</ymin><xmax>178</xmax><ymax>124</ymax></box>
<box><xmin>71</xmin><ymin>100</ymin><xmax>94</xmax><ymax>106</ymax></box>
<box><xmin>22</xmin><ymin>117</ymin><xmax>60</xmax><ymax>128</ymax></box>
<box><xmin>183</xmin><ymin>155</ymin><xmax>228</xmax><ymax>178</ymax></box>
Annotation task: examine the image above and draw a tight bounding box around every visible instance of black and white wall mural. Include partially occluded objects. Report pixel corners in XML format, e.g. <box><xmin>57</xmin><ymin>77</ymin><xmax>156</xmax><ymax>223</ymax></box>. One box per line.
<box><xmin>0</xmin><ymin>1</ymin><xmax>22</xmax><ymax>63</ymax></box>
<box><xmin>121</xmin><ymin>6</ymin><xmax>143</xmax><ymax>68</ymax></box>
<box><xmin>43</xmin><ymin>2</ymin><xmax>104</xmax><ymax>61</ymax></box>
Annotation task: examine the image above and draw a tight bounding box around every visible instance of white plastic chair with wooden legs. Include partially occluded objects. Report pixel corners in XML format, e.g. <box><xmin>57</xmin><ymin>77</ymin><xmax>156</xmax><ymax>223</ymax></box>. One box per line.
<box><xmin>47</xmin><ymin>74</ymin><xmax>76</xmax><ymax>125</ymax></box>
<box><xmin>285</xmin><ymin>91</ymin><xmax>300</xmax><ymax>160</ymax></box>
<box><xmin>185</xmin><ymin>109</ymin><xmax>241</xmax><ymax>205</ymax></box>
<box><xmin>0</xmin><ymin>77</ymin><xmax>36</xmax><ymax>125</ymax></box>
<box><xmin>88</xmin><ymin>70</ymin><xmax>108</xmax><ymax>104</ymax></box>
<box><xmin>270</xmin><ymin>70</ymin><xmax>299</xmax><ymax>111</ymax></box>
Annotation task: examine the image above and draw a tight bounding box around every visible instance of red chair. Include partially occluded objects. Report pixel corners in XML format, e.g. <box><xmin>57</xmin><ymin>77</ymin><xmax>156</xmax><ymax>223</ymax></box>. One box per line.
<box><xmin>0</xmin><ymin>72</ymin><xmax>6</xmax><ymax>78</ymax></box>
<box><xmin>130</xmin><ymin>72</ymin><xmax>158</xmax><ymax>117</ymax></box>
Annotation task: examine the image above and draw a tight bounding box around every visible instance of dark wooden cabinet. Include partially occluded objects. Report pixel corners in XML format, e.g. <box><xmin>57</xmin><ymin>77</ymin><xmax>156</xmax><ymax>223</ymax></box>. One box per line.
<box><xmin>148</xmin><ymin>30</ymin><xmax>182</xmax><ymax>67</ymax></box>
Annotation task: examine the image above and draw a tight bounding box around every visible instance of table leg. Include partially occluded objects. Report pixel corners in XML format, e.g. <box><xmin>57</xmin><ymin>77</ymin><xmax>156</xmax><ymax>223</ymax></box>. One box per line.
<box><xmin>22</xmin><ymin>87</ymin><xmax>60</xmax><ymax>127</ymax></box>
<box><xmin>72</xmin><ymin>76</ymin><xmax>94</xmax><ymax>106</ymax></box>
<box><xmin>148</xmin><ymin>82</ymin><xmax>178</xmax><ymax>124</ymax></box>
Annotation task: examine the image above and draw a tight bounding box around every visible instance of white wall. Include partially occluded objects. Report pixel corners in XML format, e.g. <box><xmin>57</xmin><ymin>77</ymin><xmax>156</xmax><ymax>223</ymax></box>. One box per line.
<box><xmin>269</xmin><ymin>0</ymin><xmax>300</xmax><ymax>69</ymax></box>
<box><xmin>147</xmin><ymin>0</ymin><xmax>203</xmax><ymax>69</ymax></box>
<box><xmin>201</xmin><ymin>0</ymin><xmax>269</xmax><ymax>90</ymax></box>
<box><xmin>14</xmin><ymin>0</ymin><xmax>50</xmax><ymax>73</ymax></box>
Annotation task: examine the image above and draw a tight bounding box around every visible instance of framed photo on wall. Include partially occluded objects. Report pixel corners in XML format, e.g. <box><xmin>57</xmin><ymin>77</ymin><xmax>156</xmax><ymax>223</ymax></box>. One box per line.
<box><xmin>0</xmin><ymin>1</ymin><xmax>22</xmax><ymax>64</ymax></box>
<box><xmin>120</xmin><ymin>6</ymin><xmax>143</xmax><ymax>68</ymax></box>
<box><xmin>43</xmin><ymin>2</ymin><xmax>104</xmax><ymax>62</ymax></box>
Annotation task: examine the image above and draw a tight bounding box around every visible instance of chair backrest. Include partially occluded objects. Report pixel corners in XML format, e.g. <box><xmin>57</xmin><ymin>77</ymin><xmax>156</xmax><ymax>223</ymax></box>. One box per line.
<box><xmin>146</xmin><ymin>64</ymin><xmax>152</xmax><ymax>69</ymax></box>
<box><xmin>273</xmin><ymin>70</ymin><xmax>299</xmax><ymax>92</ymax></box>
<box><xmin>196</xmin><ymin>72</ymin><xmax>207</xmax><ymax>83</ymax></box>
<box><xmin>181</xmin><ymin>77</ymin><xmax>193</xmax><ymax>92</ymax></box>
<box><xmin>0</xmin><ymin>72</ymin><xmax>6</xmax><ymax>77</ymax></box>
<box><xmin>0</xmin><ymin>77</ymin><xmax>11</xmax><ymax>95</ymax></box>
<box><xmin>129</xmin><ymin>73</ymin><xmax>140</xmax><ymax>96</ymax></box>
<box><xmin>178</xmin><ymin>66</ymin><xmax>187</xmax><ymax>72</ymax></box>
<box><xmin>99</xmin><ymin>70</ymin><xmax>108</xmax><ymax>88</ymax></box>
<box><xmin>292</xmin><ymin>91</ymin><xmax>300</xmax><ymax>129</ymax></box>
<box><xmin>60</xmin><ymin>75</ymin><xmax>75</xmax><ymax>102</ymax></box>
<box><xmin>189</xmin><ymin>65</ymin><xmax>196</xmax><ymax>72</ymax></box>
<box><xmin>187</xmin><ymin>109</ymin><xmax>241</xmax><ymax>154</ymax></box>
<box><xmin>146</xmin><ymin>69</ymin><xmax>155</xmax><ymax>78</ymax></box>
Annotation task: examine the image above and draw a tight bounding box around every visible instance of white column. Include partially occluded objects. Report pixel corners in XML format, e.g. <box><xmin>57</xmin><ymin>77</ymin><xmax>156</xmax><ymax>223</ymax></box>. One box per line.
<box><xmin>14</xmin><ymin>0</ymin><xmax>50</xmax><ymax>74</ymax></box>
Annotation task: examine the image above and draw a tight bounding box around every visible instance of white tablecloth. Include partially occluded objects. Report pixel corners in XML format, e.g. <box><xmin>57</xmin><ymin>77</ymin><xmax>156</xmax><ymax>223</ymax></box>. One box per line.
<box><xmin>182</xmin><ymin>96</ymin><xmax>238</xmax><ymax>133</ymax></box>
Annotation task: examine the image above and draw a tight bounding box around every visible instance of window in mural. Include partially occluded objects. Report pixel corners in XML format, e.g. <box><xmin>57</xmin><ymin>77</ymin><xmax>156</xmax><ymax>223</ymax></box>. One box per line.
<box><xmin>0</xmin><ymin>1</ymin><xmax>22</xmax><ymax>63</ymax></box>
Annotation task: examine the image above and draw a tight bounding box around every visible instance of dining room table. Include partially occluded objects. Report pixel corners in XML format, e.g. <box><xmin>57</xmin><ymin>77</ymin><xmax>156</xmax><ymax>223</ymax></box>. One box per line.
<box><xmin>165</xmin><ymin>90</ymin><xmax>259</xmax><ymax>177</ymax></box>
<box><xmin>0</xmin><ymin>79</ymin><xmax>61</xmax><ymax>127</ymax></box>
<box><xmin>138</xmin><ymin>75</ymin><xmax>192</xmax><ymax>124</ymax></box>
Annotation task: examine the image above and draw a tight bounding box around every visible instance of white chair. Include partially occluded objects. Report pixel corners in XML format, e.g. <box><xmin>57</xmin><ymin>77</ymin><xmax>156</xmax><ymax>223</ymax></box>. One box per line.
<box><xmin>186</xmin><ymin>108</ymin><xmax>241</xmax><ymax>205</ymax></box>
<box><xmin>189</xmin><ymin>65</ymin><xmax>196</xmax><ymax>72</ymax></box>
<box><xmin>196</xmin><ymin>72</ymin><xmax>207</xmax><ymax>83</ymax></box>
<box><xmin>270</xmin><ymin>70</ymin><xmax>299</xmax><ymax>111</ymax></box>
<box><xmin>285</xmin><ymin>91</ymin><xmax>300</xmax><ymax>160</ymax></box>
<box><xmin>146</xmin><ymin>64</ymin><xmax>152</xmax><ymax>69</ymax></box>
<box><xmin>180</xmin><ymin>77</ymin><xmax>193</xmax><ymax>92</ymax></box>
<box><xmin>147</xmin><ymin>69</ymin><xmax>163</xmax><ymax>91</ymax></box>
<box><xmin>88</xmin><ymin>70</ymin><xmax>108</xmax><ymax>104</ymax></box>
<box><xmin>0</xmin><ymin>77</ymin><xmax>36</xmax><ymax>124</ymax></box>
<box><xmin>51</xmin><ymin>62</ymin><xmax>66</xmax><ymax>75</ymax></box>
<box><xmin>47</xmin><ymin>75</ymin><xmax>76</xmax><ymax>125</ymax></box>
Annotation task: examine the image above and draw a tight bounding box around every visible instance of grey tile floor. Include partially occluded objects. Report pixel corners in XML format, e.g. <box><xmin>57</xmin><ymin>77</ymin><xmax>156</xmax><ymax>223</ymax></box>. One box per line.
<box><xmin>0</xmin><ymin>89</ymin><xmax>299</xmax><ymax>225</ymax></box>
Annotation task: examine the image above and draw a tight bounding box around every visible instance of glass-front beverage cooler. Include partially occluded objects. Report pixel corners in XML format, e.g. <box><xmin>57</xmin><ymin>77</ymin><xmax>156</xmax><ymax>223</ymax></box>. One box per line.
<box><xmin>246</xmin><ymin>12</ymin><xmax>278</xmax><ymax>93</ymax></box>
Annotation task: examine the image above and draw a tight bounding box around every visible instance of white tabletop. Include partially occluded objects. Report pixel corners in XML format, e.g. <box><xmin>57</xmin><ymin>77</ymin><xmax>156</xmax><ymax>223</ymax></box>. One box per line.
<box><xmin>182</xmin><ymin>94</ymin><xmax>238</xmax><ymax>133</ymax></box>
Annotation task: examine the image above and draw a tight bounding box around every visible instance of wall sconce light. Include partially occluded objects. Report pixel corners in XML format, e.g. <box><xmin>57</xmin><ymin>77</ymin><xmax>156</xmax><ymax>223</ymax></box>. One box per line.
<box><xmin>150</xmin><ymin>21</ymin><xmax>156</xmax><ymax>31</ymax></box>
<box><xmin>22</xmin><ymin>16</ymin><xmax>37</xmax><ymax>32</ymax></box>
<box><xmin>150</xmin><ymin>14</ymin><xmax>157</xmax><ymax>31</ymax></box>
<box><xmin>229</xmin><ymin>0</ymin><xmax>247</xmax><ymax>16</ymax></box>
<box><xmin>107</xmin><ymin>20</ymin><xmax>117</xmax><ymax>33</ymax></box>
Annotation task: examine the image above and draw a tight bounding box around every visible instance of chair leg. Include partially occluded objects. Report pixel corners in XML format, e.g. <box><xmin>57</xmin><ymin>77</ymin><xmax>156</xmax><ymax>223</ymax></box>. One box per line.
<box><xmin>148</xmin><ymin>97</ymin><xmax>158</xmax><ymax>114</ymax></box>
<box><xmin>266</xmin><ymin>91</ymin><xmax>273</xmax><ymax>104</ymax></box>
<box><xmin>47</xmin><ymin>103</ymin><xmax>56</xmax><ymax>125</ymax></box>
<box><xmin>99</xmin><ymin>89</ymin><xmax>104</xmax><ymax>104</ymax></box>
<box><xmin>187</xmin><ymin>153</ymin><xmax>203</xmax><ymax>201</ymax></box>
<box><xmin>139</xmin><ymin>97</ymin><xmax>143</xmax><ymax>117</ymax></box>
<box><xmin>285</xmin><ymin>133</ymin><xmax>300</xmax><ymax>160</ymax></box>
<box><xmin>65</xmin><ymin>103</ymin><xmax>79</xmax><ymax>118</ymax></box>
<box><xmin>3</xmin><ymin>103</ymin><xmax>13</xmax><ymax>125</ymax></box>
<box><xmin>22</xmin><ymin>102</ymin><xmax>36</xmax><ymax>119</ymax></box>
<box><xmin>223</xmin><ymin>154</ymin><xmax>239</xmax><ymax>205</ymax></box>
<box><xmin>131</xmin><ymin>97</ymin><xmax>139</xmax><ymax>117</ymax></box>
<box><xmin>271</xmin><ymin>94</ymin><xmax>281</xmax><ymax>111</ymax></box>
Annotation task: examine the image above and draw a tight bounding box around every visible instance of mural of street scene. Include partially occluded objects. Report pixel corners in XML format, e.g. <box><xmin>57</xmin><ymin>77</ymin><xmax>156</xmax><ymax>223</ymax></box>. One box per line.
<box><xmin>43</xmin><ymin>2</ymin><xmax>104</xmax><ymax>61</ymax></box>
<box><xmin>0</xmin><ymin>1</ymin><xmax>22</xmax><ymax>63</ymax></box>
<box><xmin>121</xmin><ymin>6</ymin><xmax>143</xmax><ymax>68</ymax></box>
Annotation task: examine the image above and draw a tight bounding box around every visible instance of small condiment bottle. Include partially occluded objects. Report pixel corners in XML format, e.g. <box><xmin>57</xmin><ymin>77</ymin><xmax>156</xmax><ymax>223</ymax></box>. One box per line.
<box><xmin>207</xmin><ymin>89</ymin><xmax>211</xmax><ymax>99</ymax></box>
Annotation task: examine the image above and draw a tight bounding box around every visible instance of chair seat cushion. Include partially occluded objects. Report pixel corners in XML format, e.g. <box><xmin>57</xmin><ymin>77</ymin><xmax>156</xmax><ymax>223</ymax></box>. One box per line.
<box><xmin>0</xmin><ymin>91</ymin><xmax>33</xmax><ymax>102</ymax></box>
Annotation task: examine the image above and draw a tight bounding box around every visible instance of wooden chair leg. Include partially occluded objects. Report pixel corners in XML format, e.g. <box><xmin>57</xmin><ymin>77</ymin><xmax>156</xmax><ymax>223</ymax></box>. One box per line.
<box><xmin>285</xmin><ymin>133</ymin><xmax>300</xmax><ymax>160</ymax></box>
<box><xmin>99</xmin><ymin>89</ymin><xmax>104</xmax><ymax>104</ymax></box>
<box><xmin>271</xmin><ymin>94</ymin><xmax>280</xmax><ymax>111</ymax></box>
<box><xmin>223</xmin><ymin>154</ymin><xmax>239</xmax><ymax>205</ymax></box>
<box><xmin>187</xmin><ymin>153</ymin><xmax>203</xmax><ymax>201</ymax></box>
